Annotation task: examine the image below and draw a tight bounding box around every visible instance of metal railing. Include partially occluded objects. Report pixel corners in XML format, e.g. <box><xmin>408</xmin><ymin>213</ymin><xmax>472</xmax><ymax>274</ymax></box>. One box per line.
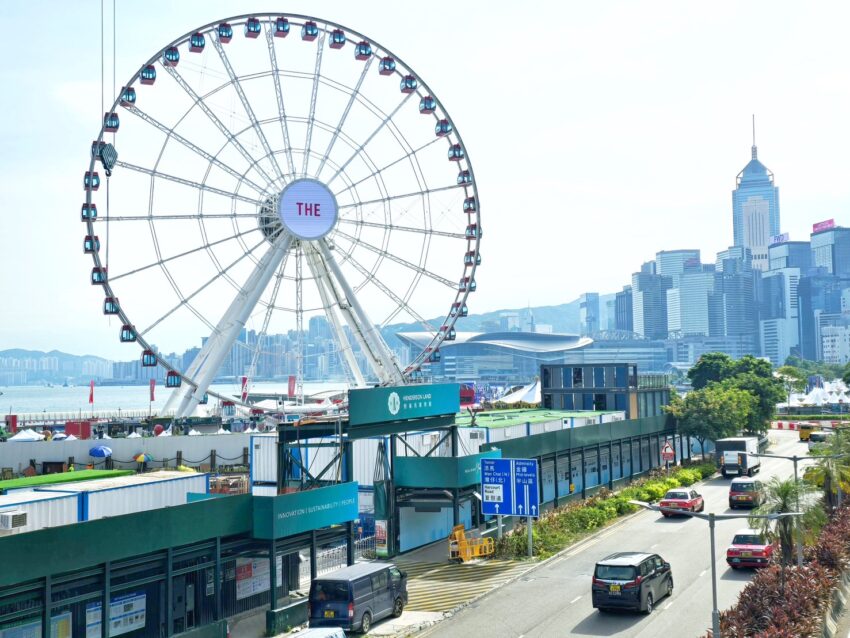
<box><xmin>298</xmin><ymin>536</ymin><xmax>377</xmax><ymax>589</ymax></box>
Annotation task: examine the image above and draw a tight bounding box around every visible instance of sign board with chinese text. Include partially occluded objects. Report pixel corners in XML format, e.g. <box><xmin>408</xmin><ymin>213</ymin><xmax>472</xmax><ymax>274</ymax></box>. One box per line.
<box><xmin>481</xmin><ymin>458</ymin><xmax>539</xmax><ymax>517</ymax></box>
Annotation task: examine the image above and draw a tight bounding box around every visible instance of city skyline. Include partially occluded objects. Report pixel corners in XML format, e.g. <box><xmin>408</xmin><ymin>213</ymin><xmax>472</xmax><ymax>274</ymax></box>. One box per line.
<box><xmin>3</xmin><ymin>2</ymin><xmax>850</xmax><ymax>362</ymax></box>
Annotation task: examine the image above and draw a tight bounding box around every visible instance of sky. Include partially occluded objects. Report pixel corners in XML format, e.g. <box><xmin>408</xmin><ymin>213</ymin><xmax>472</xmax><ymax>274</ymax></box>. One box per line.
<box><xmin>2</xmin><ymin>1</ymin><xmax>850</xmax><ymax>361</ymax></box>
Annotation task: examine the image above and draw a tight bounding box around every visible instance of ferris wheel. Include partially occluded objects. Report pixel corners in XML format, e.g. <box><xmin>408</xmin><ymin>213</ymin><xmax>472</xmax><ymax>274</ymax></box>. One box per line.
<box><xmin>82</xmin><ymin>14</ymin><xmax>481</xmax><ymax>418</ymax></box>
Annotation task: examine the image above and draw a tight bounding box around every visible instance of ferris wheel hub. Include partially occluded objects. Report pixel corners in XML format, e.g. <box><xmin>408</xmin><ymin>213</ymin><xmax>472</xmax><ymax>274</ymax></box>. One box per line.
<box><xmin>277</xmin><ymin>178</ymin><xmax>339</xmax><ymax>241</ymax></box>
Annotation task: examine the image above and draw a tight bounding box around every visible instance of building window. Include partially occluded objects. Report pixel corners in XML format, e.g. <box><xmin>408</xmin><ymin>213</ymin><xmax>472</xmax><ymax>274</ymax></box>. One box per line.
<box><xmin>594</xmin><ymin>367</ymin><xmax>605</xmax><ymax>388</ymax></box>
<box><xmin>583</xmin><ymin>393</ymin><xmax>594</xmax><ymax>410</ymax></box>
<box><xmin>615</xmin><ymin>365</ymin><xmax>627</xmax><ymax>387</ymax></box>
<box><xmin>542</xmin><ymin>367</ymin><xmax>551</xmax><ymax>388</ymax></box>
<box><xmin>573</xmin><ymin>367</ymin><xmax>583</xmax><ymax>387</ymax></box>
<box><xmin>543</xmin><ymin>393</ymin><xmax>553</xmax><ymax>409</ymax></box>
<box><xmin>615</xmin><ymin>393</ymin><xmax>627</xmax><ymax>411</ymax></box>
<box><xmin>629</xmin><ymin>365</ymin><xmax>638</xmax><ymax>388</ymax></box>
<box><xmin>594</xmin><ymin>393</ymin><xmax>607</xmax><ymax>411</ymax></box>
<box><xmin>563</xmin><ymin>394</ymin><xmax>574</xmax><ymax>410</ymax></box>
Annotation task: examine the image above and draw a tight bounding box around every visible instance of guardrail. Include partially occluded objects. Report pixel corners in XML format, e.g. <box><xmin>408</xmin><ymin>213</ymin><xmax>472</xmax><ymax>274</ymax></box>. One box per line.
<box><xmin>298</xmin><ymin>536</ymin><xmax>377</xmax><ymax>589</ymax></box>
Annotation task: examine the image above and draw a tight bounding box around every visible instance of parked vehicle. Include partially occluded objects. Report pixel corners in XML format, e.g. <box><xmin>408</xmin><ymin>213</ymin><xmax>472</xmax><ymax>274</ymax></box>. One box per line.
<box><xmin>728</xmin><ymin>477</ymin><xmax>764</xmax><ymax>509</ymax></box>
<box><xmin>658</xmin><ymin>489</ymin><xmax>704</xmax><ymax>517</ymax></box>
<box><xmin>726</xmin><ymin>528</ymin><xmax>773</xmax><ymax>568</ymax></box>
<box><xmin>808</xmin><ymin>430</ymin><xmax>834</xmax><ymax>450</ymax></box>
<box><xmin>308</xmin><ymin>563</ymin><xmax>408</xmax><ymax>633</ymax></box>
<box><xmin>716</xmin><ymin>437</ymin><xmax>761</xmax><ymax>477</ymax></box>
<box><xmin>592</xmin><ymin>552</ymin><xmax>673</xmax><ymax>614</ymax></box>
<box><xmin>799</xmin><ymin>422</ymin><xmax>821</xmax><ymax>442</ymax></box>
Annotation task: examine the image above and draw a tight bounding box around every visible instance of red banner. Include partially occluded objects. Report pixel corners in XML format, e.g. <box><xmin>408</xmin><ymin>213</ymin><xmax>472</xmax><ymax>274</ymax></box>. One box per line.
<box><xmin>241</xmin><ymin>376</ymin><xmax>249</xmax><ymax>402</ymax></box>
<box><xmin>149</xmin><ymin>378</ymin><xmax>156</xmax><ymax>402</ymax></box>
<box><xmin>88</xmin><ymin>380</ymin><xmax>95</xmax><ymax>405</ymax></box>
<box><xmin>288</xmin><ymin>375</ymin><xmax>296</xmax><ymax>397</ymax></box>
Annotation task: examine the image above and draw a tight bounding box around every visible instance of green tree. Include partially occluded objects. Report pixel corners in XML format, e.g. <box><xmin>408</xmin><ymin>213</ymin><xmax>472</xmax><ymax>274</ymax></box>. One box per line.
<box><xmin>776</xmin><ymin>365</ymin><xmax>806</xmax><ymax>406</ymax></box>
<box><xmin>784</xmin><ymin>355</ymin><xmax>843</xmax><ymax>382</ymax></box>
<box><xmin>687</xmin><ymin>352</ymin><xmax>734</xmax><ymax>390</ymax></box>
<box><xmin>731</xmin><ymin>355</ymin><xmax>774</xmax><ymax>380</ymax></box>
<box><xmin>808</xmin><ymin>429</ymin><xmax>850</xmax><ymax>511</ymax></box>
<box><xmin>750</xmin><ymin>476</ymin><xmax>825</xmax><ymax>566</ymax></box>
<box><xmin>664</xmin><ymin>384</ymin><xmax>755</xmax><ymax>458</ymax></box>
<box><xmin>842</xmin><ymin>362</ymin><xmax>850</xmax><ymax>388</ymax></box>
<box><xmin>720</xmin><ymin>372</ymin><xmax>785</xmax><ymax>435</ymax></box>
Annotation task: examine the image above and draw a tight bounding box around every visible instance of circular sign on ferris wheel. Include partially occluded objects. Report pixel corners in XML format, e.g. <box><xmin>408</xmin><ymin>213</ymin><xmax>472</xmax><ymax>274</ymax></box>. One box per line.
<box><xmin>277</xmin><ymin>178</ymin><xmax>339</xmax><ymax>240</ymax></box>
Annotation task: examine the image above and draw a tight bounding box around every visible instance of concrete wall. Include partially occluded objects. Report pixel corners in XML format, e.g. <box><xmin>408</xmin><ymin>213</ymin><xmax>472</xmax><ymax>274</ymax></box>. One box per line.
<box><xmin>0</xmin><ymin>433</ymin><xmax>252</xmax><ymax>473</ymax></box>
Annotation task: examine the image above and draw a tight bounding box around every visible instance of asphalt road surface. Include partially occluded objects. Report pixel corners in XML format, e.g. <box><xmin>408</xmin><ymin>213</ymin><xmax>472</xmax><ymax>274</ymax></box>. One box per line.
<box><xmin>421</xmin><ymin>430</ymin><xmax>811</xmax><ymax>638</ymax></box>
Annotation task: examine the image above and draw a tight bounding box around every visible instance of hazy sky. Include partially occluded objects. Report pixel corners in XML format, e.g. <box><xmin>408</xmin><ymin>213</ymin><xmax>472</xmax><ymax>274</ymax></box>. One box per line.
<box><xmin>2</xmin><ymin>1</ymin><xmax>850</xmax><ymax>360</ymax></box>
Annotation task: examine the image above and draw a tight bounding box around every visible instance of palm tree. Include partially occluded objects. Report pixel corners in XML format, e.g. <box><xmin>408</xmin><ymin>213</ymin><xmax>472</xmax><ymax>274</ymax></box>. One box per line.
<box><xmin>807</xmin><ymin>428</ymin><xmax>850</xmax><ymax>511</ymax></box>
<box><xmin>749</xmin><ymin>476</ymin><xmax>824</xmax><ymax>566</ymax></box>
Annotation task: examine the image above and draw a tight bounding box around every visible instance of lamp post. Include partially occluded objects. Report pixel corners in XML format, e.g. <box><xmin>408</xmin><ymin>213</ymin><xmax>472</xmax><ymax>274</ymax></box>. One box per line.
<box><xmin>630</xmin><ymin>500</ymin><xmax>801</xmax><ymax>638</ymax></box>
<box><xmin>753</xmin><ymin>450</ymin><xmax>849</xmax><ymax>566</ymax></box>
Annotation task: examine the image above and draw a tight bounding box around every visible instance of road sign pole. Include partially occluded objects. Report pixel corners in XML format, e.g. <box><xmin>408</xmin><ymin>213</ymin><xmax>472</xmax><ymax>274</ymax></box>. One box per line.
<box><xmin>496</xmin><ymin>514</ymin><xmax>502</xmax><ymax>540</ymax></box>
<box><xmin>527</xmin><ymin>515</ymin><xmax>533</xmax><ymax>558</ymax></box>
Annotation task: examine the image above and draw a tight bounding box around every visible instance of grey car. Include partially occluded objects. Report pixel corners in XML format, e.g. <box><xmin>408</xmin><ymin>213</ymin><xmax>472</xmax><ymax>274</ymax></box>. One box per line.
<box><xmin>592</xmin><ymin>552</ymin><xmax>673</xmax><ymax>613</ymax></box>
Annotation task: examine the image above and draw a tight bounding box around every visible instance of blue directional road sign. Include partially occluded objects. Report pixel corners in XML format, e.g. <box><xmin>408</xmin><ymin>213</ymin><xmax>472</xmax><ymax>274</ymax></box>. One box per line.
<box><xmin>481</xmin><ymin>458</ymin><xmax>540</xmax><ymax>518</ymax></box>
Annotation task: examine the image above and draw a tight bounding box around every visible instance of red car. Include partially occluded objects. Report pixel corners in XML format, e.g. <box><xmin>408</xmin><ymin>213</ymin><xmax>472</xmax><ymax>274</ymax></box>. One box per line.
<box><xmin>659</xmin><ymin>489</ymin><xmax>704</xmax><ymax>517</ymax></box>
<box><xmin>726</xmin><ymin>529</ymin><xmax>773</xmax><ymax>568</ymax></box>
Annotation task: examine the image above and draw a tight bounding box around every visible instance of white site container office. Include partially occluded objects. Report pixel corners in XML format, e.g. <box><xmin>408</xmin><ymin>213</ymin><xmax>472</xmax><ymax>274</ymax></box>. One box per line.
<box><xmin>0</xmin><ymin>490</ymin><xmax>79</xmax><ymax>535</ymax></box>
<box><xmin>250</xmin><ymin>434</ymin><xmax>277</xmax><ymax>484</ymax></box>
<box><xmin>36</xmin><ymin>471</ymin><xmax>209</xmax><ymax>522</ymax></box>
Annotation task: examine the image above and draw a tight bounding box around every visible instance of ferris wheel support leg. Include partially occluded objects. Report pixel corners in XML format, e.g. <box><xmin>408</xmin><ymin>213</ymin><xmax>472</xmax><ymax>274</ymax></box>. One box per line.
<box><xmin>174</xmin><ymin>233</ymin><xmax>294</xmax><ymax>418</ymax></box>
<box><xmin>305</xmin><ymin>247</ymin><xmax>367</xmax><ymax>387</ymax></box>
<box><xmin>315</xmin><ymin>240</ymin><xmax>405</xmax><ymax>386</ymax></box>
<box><xmin>308</xmin><ymin>245</ymin><xmax>384</xmax><ymax>382</ymax></box>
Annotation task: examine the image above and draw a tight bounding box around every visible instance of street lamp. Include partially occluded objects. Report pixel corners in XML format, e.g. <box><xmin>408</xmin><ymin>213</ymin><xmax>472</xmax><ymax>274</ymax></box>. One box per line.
<box><xmin>753</xmin><ymin>451</ymin><xmax>849</xmax><ymax>567</ymax></box>
<box><xmin>630</xmin><ymin>500</ymin><xmax>801</xmax><ymax>638</ymax></box>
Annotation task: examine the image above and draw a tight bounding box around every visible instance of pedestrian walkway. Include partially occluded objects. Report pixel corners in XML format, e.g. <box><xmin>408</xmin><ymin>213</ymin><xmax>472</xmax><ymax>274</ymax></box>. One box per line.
<box><xmin>397</xmin><ymin>558</ymin><xmax>529</xmax><ymax>612</ymax></box>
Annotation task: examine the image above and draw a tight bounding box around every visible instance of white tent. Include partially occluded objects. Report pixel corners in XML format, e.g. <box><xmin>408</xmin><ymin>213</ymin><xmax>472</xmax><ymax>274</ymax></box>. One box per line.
<box><xmin>188</xmin><ymin>429</ymin><xmax>202</xmax><ymax>436</ymax></box>
<box><xmin>9</xmin><ymin>429</ymin><xmax>44</xmax><ymax>441</ymax></box>
<box><xmin>216</xmin><ymin>427</ymin><xmax>231</xmax><ymax>435</ymax></box>
<box><xmin>497</xmin><ymin>380</ymin><xmax>542</xmax><ymax>405</ymax></box>
<box><xmin>126</xmin><ymin>432</ymin><xmax>142</xmax><ymax>439</ymax></box>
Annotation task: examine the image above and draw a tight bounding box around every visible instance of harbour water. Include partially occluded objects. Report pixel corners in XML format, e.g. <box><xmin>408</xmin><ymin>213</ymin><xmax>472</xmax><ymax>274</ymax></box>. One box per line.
<box><xmin>0</xmin><ymin>381</ymin><xmax>348</xmax><ymax>415</ymax></box>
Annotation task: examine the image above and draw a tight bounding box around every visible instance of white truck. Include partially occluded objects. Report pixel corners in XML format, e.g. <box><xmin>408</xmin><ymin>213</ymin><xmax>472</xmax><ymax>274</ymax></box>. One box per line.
<box><xmin>716</xmin><ymin>437</ymin><xmax>761</xmax><ymax>477</ymax></box>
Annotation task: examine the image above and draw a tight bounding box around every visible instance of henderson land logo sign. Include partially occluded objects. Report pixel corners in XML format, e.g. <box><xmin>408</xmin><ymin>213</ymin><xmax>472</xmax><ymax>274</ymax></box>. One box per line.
<box><xmin>348</xmin><ymin>383</ymin><xmax>461</xmax><ymax>426</ymax></box>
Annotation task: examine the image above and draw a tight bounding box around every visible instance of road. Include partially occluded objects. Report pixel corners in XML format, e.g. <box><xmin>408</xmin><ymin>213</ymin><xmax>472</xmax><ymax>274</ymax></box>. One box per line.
<box><xmin>420</xmin><ymin>430</ymin><xmax>811</xmax><ymax>638</ymax></box>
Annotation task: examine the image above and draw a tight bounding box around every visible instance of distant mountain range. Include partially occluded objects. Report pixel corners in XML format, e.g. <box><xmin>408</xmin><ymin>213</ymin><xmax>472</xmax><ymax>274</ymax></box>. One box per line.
<box><xmin>2</xmin><ymin>293</ymin><xmax>617</xmax><ymax>373</ymax></box>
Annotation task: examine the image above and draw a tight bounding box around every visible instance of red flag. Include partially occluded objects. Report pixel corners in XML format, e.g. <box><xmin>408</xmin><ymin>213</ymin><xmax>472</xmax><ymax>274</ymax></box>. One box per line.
<box><xmin>288</xmin><ymin>375</ymin><xmax>296</xmax><ymax>397</ymax></box>
<box><xmin>241</xmin><ymin>376</ymin><xmax>249</xmax><ymax>402</ymax></box>
<box><xmin>149</xmin><ymin>378</ymin><xmax>156</xmax><ymax>402</ymax></box>
<box><xmin>88</xmin><ymin>380</ymin><xmax>94</xmax><ymax>404</ymax></box>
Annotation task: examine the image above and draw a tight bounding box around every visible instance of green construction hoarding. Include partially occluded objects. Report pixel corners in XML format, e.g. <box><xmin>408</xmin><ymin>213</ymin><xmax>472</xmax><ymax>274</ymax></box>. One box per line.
<box><xmin>253</xmin><ymin>482</ymin><xmax>359</xmax><ymax>539</ymax></box>
<box><xmin>394</xmin><ymin>450</ymin><xmax>502</xmax><ymax>489</ymax></box>
<box><xmin>348</xmin><ymin>383</ymin><xmax>460</xmax><ymax>426</ymax></box>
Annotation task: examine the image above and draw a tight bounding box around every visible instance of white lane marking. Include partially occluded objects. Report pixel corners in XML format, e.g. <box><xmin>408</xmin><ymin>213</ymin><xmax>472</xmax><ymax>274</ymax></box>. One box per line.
<box><xmin>699</xmin><ymin>570</ymin><xmax>706</xmax><ymax>578</ymax></box>
<box><xmin>570</xmin><ymin>596</ymin><xmax>582</xmax><ymax>604</ymax></box>
<box><xmin>665</xmin><ymin>601</ymin><xmax>673</xmax><ymax>610</ymax></box>
<box><xmin>650</xmin><ymin>543</ymin><xmax>658</xmax><ymax>549</ymax></box>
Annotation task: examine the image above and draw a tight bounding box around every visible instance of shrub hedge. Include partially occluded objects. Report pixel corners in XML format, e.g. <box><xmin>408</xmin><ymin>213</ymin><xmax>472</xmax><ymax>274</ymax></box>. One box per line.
<box><xmin>495</xmin><ymin>462</ymin><xmax>716</xmax><ymax>559</ymax></box>
<box><xmin>712</xmin><ymin>505</ymin><xmax>850</xmax><ymax>637</ymax></box>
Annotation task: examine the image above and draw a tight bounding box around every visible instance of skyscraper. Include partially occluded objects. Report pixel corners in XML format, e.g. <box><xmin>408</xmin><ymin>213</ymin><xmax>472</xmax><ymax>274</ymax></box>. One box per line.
<box><xmin>732</xmin><ymin>119</ymin><xmax>780</xmax><ymax>271</ymax></box>
<box><xmin>615</xmin><ymin>286</ymin><xmax>634</xmax><ymax>333</ymax></box>
<box><xmin>656</xmin><ymin>250</ymin><xmax>701</xmax><ymax>286</ymax></box>
<box><xmin>632</xmin><ymin>265</ymin><xmax>672</xmax><ymax>340</ymax></box>
<box><xmin>811</xmin><ymin>224</ymin><xmax>850</xmax><ymax>278</ymax></box>
<box><xmin>579</xmin><ymin>293</ymin><xmax>600</xmax><ymax>337</ymax></box>
<box><xmin>768</xmin><ymin>240</ymin><xmax>811</xmax><ymax>272</ymax></box>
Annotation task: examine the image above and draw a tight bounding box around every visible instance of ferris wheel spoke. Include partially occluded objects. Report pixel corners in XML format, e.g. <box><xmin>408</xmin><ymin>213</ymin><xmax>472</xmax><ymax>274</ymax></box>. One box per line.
<box><xmin>316</xmin><ymin>57</ymin><xmax>373</xmax><ymax>179</ymax></box>
<box><xmin>326</xmin><ymin>92</ymin><xmax>414</xmax><ymax>187</ymax></box>
<box><xmin>109</xmin><ymin>228</ymin><xmax>260</xmax><ymax>283</ymax></box>
<box><xmin>333</xmin><ymin>228</ymin><xmax>454</xmax><ymax>289</ymax></box>
<box><xmin>315</xmin><ymin>239</ymin><xmax>404</xmax><ymax>385</ymax></box>
<box><xmin>333</xmin><ymin>136</ymin><xmax>443</xmax><ymax>199</ymax></box>
<box><xmin>105</xmin><ymin>213</ymin><xmax>259</xmax><ymax>222</ymax></box>
<box><xmin>265</xmin><ymin>24</ymin><xmax>296</xmax><ymax>176</ymax></box>
<box><xmin>301</xmin><ymin>31</ymin><xmax>327</xmax><ymax>177</ymax></box>
<box><xmin>338</xmin><ymin>183</ymin><xmax>465</xmax><ymax>212</ymax></box>
<box><xmin>304</xmin><ymin>246</ymin><xmax>367</xmax><ymax>386</ymax></box>
<box><xmin>123</xmin><ymin>104</ymin><xmax>269</xmax><ymax>196</ymax></box>
<box><xmin>161</xmin><ymin>64</ymin><xmax>278</xmax><ymax>188</ymax></box>
<box><xmin>139</xmin><ymin>235</ymin><xmax>269</xmax><ymax>338</ymax></box>
<box><xmin>337</xmin><ymin>246</ymin><xmax>436</xmax><ymax>329</ymax></box>
<box><xmin>115</xmin><ymin>161</ymin><xmax>263</xmax><ymax>206</ymax></box>
<box><xmin>211</xmin><ymin>31</ymin><xmax>286</xmax><ymax>188</ymax></box>
<box><xmin>170</xmin><ymin>232</ymin><xmax>295</xmax><ymax>418</ymax></box>
<box><xmin>336</xmin><ymin>217</ymin><xmax>466</xmax><ymax>240</ymax></box>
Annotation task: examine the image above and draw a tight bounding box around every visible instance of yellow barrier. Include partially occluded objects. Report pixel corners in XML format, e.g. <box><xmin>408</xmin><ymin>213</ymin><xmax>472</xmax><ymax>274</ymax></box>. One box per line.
<box><xmin>448</xmin><ymin>524</ymin><xmax>495</xmax><ymax>562</ymax></box>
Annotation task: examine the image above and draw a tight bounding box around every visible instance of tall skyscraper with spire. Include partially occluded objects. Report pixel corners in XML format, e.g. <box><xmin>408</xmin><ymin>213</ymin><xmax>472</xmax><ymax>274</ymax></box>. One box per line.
<box><xmin>732</xmin><ymin>116</ymin><xmax>780</xmax><ymax>271</ymax></box>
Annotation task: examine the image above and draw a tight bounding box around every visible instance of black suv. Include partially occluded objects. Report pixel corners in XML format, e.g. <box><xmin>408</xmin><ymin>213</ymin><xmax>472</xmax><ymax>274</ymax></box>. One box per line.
<box><xmin>592</xmin><ymin>552</ymin><xmax>673</xmax><ymax>613</ymax></box>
